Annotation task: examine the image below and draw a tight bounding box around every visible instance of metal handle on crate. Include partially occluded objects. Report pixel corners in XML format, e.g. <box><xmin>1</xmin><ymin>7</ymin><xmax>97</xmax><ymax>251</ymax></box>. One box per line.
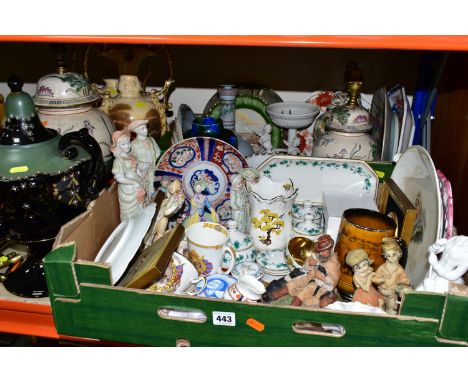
<box><xmin>292</xmin><ymin>321</ymin><xmax>346</xmax><ymax>338</ymax></box>
<box><xmin>157</xmin><ymin>307</ymin><xmax>207</xmax><ymax>324</ymax></box>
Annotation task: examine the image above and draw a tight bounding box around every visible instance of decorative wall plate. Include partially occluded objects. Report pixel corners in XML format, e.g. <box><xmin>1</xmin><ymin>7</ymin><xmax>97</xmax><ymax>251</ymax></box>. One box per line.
<box><xmin>390</xmin><ymin>146</ymin><xmax>442</xmax><ymax>287</ymax></box>
<box><xmin>257</xmin><ymin>155</ymin><xmax>378</xmax><ymax>203</ymax></box>
<box><xmin>155</xmin><ymin>137</ymin><xmax>248</xmax><ymax>224</ymax></box>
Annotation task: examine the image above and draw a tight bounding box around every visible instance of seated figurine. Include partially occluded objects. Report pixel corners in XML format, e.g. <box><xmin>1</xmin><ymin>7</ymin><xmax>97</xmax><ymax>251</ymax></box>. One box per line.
<box><xmin>262</xmin><ymin>234</ymin><xmax>340</xmax><ymax>308</ymax></box>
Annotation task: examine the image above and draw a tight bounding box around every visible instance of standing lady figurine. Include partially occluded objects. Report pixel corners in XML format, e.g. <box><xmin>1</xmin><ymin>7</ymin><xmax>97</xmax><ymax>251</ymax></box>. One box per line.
<box><xmin>110</xmin><ymin>129</ymin><xmax>146</xmax><ymax>221</ymax></box>
<box><xmin>185</xmin><ymin>179</ymin><xmax>219</xmax><ymax>226</ymax></box>
<box><xmin>230</xmin><ymin>174</ymin><xmax>249</xmax><ymax>233</ymax></box>
<box><xmin>129</xmin><ymin>119</ymin><xmax>161</xmax><ymax>204</ymax></box>
<box><xmin>373</xmin><ymin>238</ymin><xmax>411</xmax><ymax>314</ymax></box>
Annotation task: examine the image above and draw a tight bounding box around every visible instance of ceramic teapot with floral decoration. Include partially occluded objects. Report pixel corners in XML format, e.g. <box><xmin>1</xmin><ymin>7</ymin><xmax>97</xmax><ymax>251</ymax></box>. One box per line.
<box><xmin>312</xmin><ymin>81</ymin><xmax>378</xmax><ymax>161</ymax></box>
<box><xmin>33</xmin><ymin>70</ymin><xmax>116</xmax><ymax>178</ymax></box>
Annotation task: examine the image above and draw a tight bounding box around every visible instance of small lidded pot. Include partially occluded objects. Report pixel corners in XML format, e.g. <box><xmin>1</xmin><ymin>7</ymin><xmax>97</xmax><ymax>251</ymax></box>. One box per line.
<box><xmin>292</xmin><ymin>200</ymin><xmax>322</xmax><ymax>223</ymax></box>
<box><xmin>292</xmin><ymin>214</ymin><xmax>323</xmax><ymax>240</ymax></box>
<box><xmin>226</xmin><ymin>220</ymin><xmax>257</xmax><ymax>264</ymax></box>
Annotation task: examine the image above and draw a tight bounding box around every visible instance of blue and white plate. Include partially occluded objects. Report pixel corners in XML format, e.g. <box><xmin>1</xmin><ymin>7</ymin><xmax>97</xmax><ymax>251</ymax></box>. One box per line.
<box><xmin>194</xmin><ymin>273</ymin><xmax>236</xmax><ymax>299</ymax></box>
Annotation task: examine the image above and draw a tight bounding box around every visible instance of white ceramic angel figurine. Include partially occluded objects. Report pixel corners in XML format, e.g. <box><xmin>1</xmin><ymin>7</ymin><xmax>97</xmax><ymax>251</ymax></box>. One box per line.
<box><xmin>259</xmin><ymin>124</ymin><xmax>273</xmax><ymax>154</ymax></box>
<box><xmin>129</xmin><ymin>119</ymin><xmax>161</xmax><ymax>204</ymax></box>
<box><xmin>230</xmin><ymin>174</ymin><xmax>250</xmax><ymax>233</ymax></box>
<box><xmin>284</xmin><ymin>136</ymin><xmax>301</xmax><ymax>155</ymax></box>
<box><xmin>144</xmin><ymin>179</ymin><xmax>185</xmax><ymax>247</ymax></box>
<box><xmin>416</xmin><ymin>236</ymin><xmax>468</xmax><ymax>293</ymax></box>
<box><xmin>110</xmin><ymin>129</ymin><xmax>146</xmax><ymax>221</ymax></box>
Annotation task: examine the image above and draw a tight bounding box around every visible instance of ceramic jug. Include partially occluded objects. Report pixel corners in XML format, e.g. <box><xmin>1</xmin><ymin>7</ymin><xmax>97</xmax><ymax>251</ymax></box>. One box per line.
<box><xmin>248</xmin><ymin>176</ymin><xmax>298</xmax><ymax>251</ymax></box>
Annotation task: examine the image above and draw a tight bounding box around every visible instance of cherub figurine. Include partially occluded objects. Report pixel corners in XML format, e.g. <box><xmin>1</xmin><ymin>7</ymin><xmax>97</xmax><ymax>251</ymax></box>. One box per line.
<box><xmin>129</xmin><ymin>119</ymin><xmax>161</xmax><ymax>204</ymax></box>
<box><xmin>373</xmin><ymin>238</ymin><xmax>411</xmax><ymax>314</ymax></box>
<box><xmin>110</xmin><ymin>129</ymin><xmax>146</xmax><ymax>221</ymax></box>
<box><xmin>230</xmin><ymin>174</ymin><xmax>249</xmax><ymax>233</ymax></box>
<box><xmin>184</xmin><ymin>179</ymin><xmax>219</xmax><ymax>227</ymax></box>
<box><xmin>259</xmin><ymin>124</ymin><xmax>273</xmax><ymax>154</ymax></box>
<box><xmin>346</xmin><ymin>248</ymin><xmax>383</xmax><ymax>309</ymax></box>
<box><xmin>262</xmin><ymin>234</ymin><xmax>340</xmax><ymax>308</ymax></box>
<box><xmin>417</xmin><ymin>235</ymin><xmax>468</xmax><ymax>293</ymax></box>
<box><xmin>284</xmin><ymin>136</ymin><xmax>301</xmax><ymax>156</ymax></box>
<box><xmin>144</xmin><ymin>179</ymin><xmax>185</xmax><ymax>247</ymax></box>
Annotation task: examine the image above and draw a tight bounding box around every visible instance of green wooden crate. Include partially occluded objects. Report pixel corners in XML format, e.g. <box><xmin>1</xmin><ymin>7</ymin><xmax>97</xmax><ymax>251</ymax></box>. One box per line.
<box><xmin>44</xmin><ymin>244</ymin><xmax>467</xmax><ymax>347</ymax></box>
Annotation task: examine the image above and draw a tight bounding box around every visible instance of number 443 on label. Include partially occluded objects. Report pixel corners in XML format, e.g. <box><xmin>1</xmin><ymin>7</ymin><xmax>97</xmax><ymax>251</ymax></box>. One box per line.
<box><xmin>212</xmin><ymin>311</ymin><xmax>236</xmax><ymax>326</ymax></box>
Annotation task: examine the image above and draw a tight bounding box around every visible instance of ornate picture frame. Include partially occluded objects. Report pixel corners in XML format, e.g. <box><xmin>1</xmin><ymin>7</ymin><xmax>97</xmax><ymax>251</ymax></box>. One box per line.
<box><xmin>378</xmin><ymin>177</ymin><xmax>417</xmax><ymax>246</ymax></box>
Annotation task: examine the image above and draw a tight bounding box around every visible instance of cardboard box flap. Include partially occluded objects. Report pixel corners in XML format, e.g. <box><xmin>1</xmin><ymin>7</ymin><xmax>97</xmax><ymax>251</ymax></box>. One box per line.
<box><xmin>53</xmin><ymin>184</ymin><xmax>120</xmax><ymax>262</ymax></box>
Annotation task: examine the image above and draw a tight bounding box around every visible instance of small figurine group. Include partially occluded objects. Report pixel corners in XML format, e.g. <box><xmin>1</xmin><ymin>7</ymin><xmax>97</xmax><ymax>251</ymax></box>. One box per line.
<box><xmin>110</xmin><ymin>120</ymin><xmax>161</xmax><ymax>221</ymax></box>
<box><xmin>262</xmin><ymin>234</ymin><xmax>341</xmax><ymax>308</ymax></box>
<box><xmin>346</xmin><ymin>237</ymin><xmax>412</xmax><ymax>315</ymax></box>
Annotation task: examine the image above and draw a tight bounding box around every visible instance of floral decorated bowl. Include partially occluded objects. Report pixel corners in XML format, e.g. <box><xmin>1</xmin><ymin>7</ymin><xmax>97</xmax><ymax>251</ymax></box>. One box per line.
<box><xmin>266</xmin><ymin>102</ymin><xmax>319</xmax><ymax>129</ymax></box>
<box><xmin>33</xmin><ymin>72</ymin><xmax>100</xmax><ymax>108</ymax></box>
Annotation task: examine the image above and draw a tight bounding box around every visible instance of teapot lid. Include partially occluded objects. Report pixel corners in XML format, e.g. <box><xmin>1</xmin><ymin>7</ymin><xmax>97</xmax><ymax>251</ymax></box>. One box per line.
<box><xmin>33</xmin><ymin>71</ymin><xmax>100</xmax><ymax>108</ymax></box>
<box><xmin>1</xmin><ymin>74</ymin><xmax>57</xmax><ymax>145</ymax></box>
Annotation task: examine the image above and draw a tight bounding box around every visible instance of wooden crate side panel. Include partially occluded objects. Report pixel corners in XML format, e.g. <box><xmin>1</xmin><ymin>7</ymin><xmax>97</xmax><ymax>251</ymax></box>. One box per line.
<box><xmin>400</xmin><ymin>292</ymin><xmax>445</xmax><ymax>320</ymax></box>
<box><xmin>51</xmin><ymin>284</ymin><xmax>447</xmax><ymax>347</ymax></box>
<box><xmin>43</xmin><ymin>245</ymin><xmax>79</xmax><ymax>299</ymax></box>
<box><xmin>439</xmin><ymin>294</ymin><xmax>468</xmax><ymax>342</ymax></box>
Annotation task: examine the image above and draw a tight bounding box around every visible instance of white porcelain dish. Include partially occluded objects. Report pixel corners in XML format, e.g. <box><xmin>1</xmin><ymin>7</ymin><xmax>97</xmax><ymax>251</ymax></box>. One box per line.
<box><xmin>94</xmin><ymin>203</ymin><xmax>156</xmax><ymax>284</ymax></box>
<box><xmin>390</xmin><ymin>146</ymin><xmax>442</xmax><ymax>287</ymax></box>
<box><xmin>257</xmin><ymin>155</ymin><xmax>379</xmax><ymax>203</ymax></box>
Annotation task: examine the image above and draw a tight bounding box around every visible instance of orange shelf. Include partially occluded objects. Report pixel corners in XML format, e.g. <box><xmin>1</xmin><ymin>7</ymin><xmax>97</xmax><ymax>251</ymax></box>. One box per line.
<box><xmin>0</xmin><ymin>299</ymin><xmax>59</xmax><ymax>339</ymax></box>
<box><xmin>0</xmin><ymin>35</ymin><xmax>467</xmax><ymax>51</ymax></box>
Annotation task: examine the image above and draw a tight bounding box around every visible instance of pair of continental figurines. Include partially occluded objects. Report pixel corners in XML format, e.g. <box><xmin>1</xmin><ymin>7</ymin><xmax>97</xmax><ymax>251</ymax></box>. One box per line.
<box><xmin>110</xmin><ymin>120</ymin><xmax>161</xmax><ymax>221</ymax></box>
<box><xmin>345</xmin><ymin>237</ymin><xmax>412</xmax><ymax>315</ymax></box>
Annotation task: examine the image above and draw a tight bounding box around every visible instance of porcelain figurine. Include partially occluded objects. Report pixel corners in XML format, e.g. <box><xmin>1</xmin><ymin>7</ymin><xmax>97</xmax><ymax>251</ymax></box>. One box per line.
<box><xmin>230</xmin><ymin>174</ymin><xmax>250</xmax><ymax>233</ymax></box>
<box><xmin>144</xmin><ymin>179</ymin><xmax>185</xmax><ymax>247</ymax></box>
<box><xmin>259</xmin><ymin>124</ymin><xmax>273</xmax><ymax>154</ymax></box>
<box><xmin>262</xmin><ymin>234</ymin><xmax>340</xmax><ymax>308</ymax></box>
<box><xmin>372</xmin><ymin>238</ymin><xmax>411</xmax><ymax>314</ymax></box>
<box><xmin>345</xmin><ymin>248</ymin><xmax>383</xmax><ymax>308</ymax></box>
<box><xmin>129</xmin><ymin>119</ymin><xmax>161</xmax><ymax>204</ymax></box>
<box><xmin>416</xmin><ymin>236</ymin><xmax>468</xmax><ymax>293</ymax></box>
<box><xmin>284</xmin><ymin>136</ymin><xmax>301</xmax><ymax>155</ymax></box>
<box><xmin>111</xmin><ymin>129</ymin><xmax>146</xmax><ymax>221</ymax></box>
<box><xmin>184</xmin><ymin>179</ymin><xmax>219</xmax><ymax>227</ymax></box>
<box><xmin>239</xmin><ymin>167</ymin><xmax>260</xmax><ymax>189</ymax></box>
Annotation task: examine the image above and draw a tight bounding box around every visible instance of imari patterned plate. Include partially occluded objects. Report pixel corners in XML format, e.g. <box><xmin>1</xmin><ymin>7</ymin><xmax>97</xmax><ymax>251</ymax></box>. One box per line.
<box><xmin>155</xmin><ymin>137</ymin><xmax>248</xmax><ymax>224</ymax></box>
<box><xmin>257</xmin><ymin>155</ymin><xmax>379</xmax><ymax>203</ymax></box>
